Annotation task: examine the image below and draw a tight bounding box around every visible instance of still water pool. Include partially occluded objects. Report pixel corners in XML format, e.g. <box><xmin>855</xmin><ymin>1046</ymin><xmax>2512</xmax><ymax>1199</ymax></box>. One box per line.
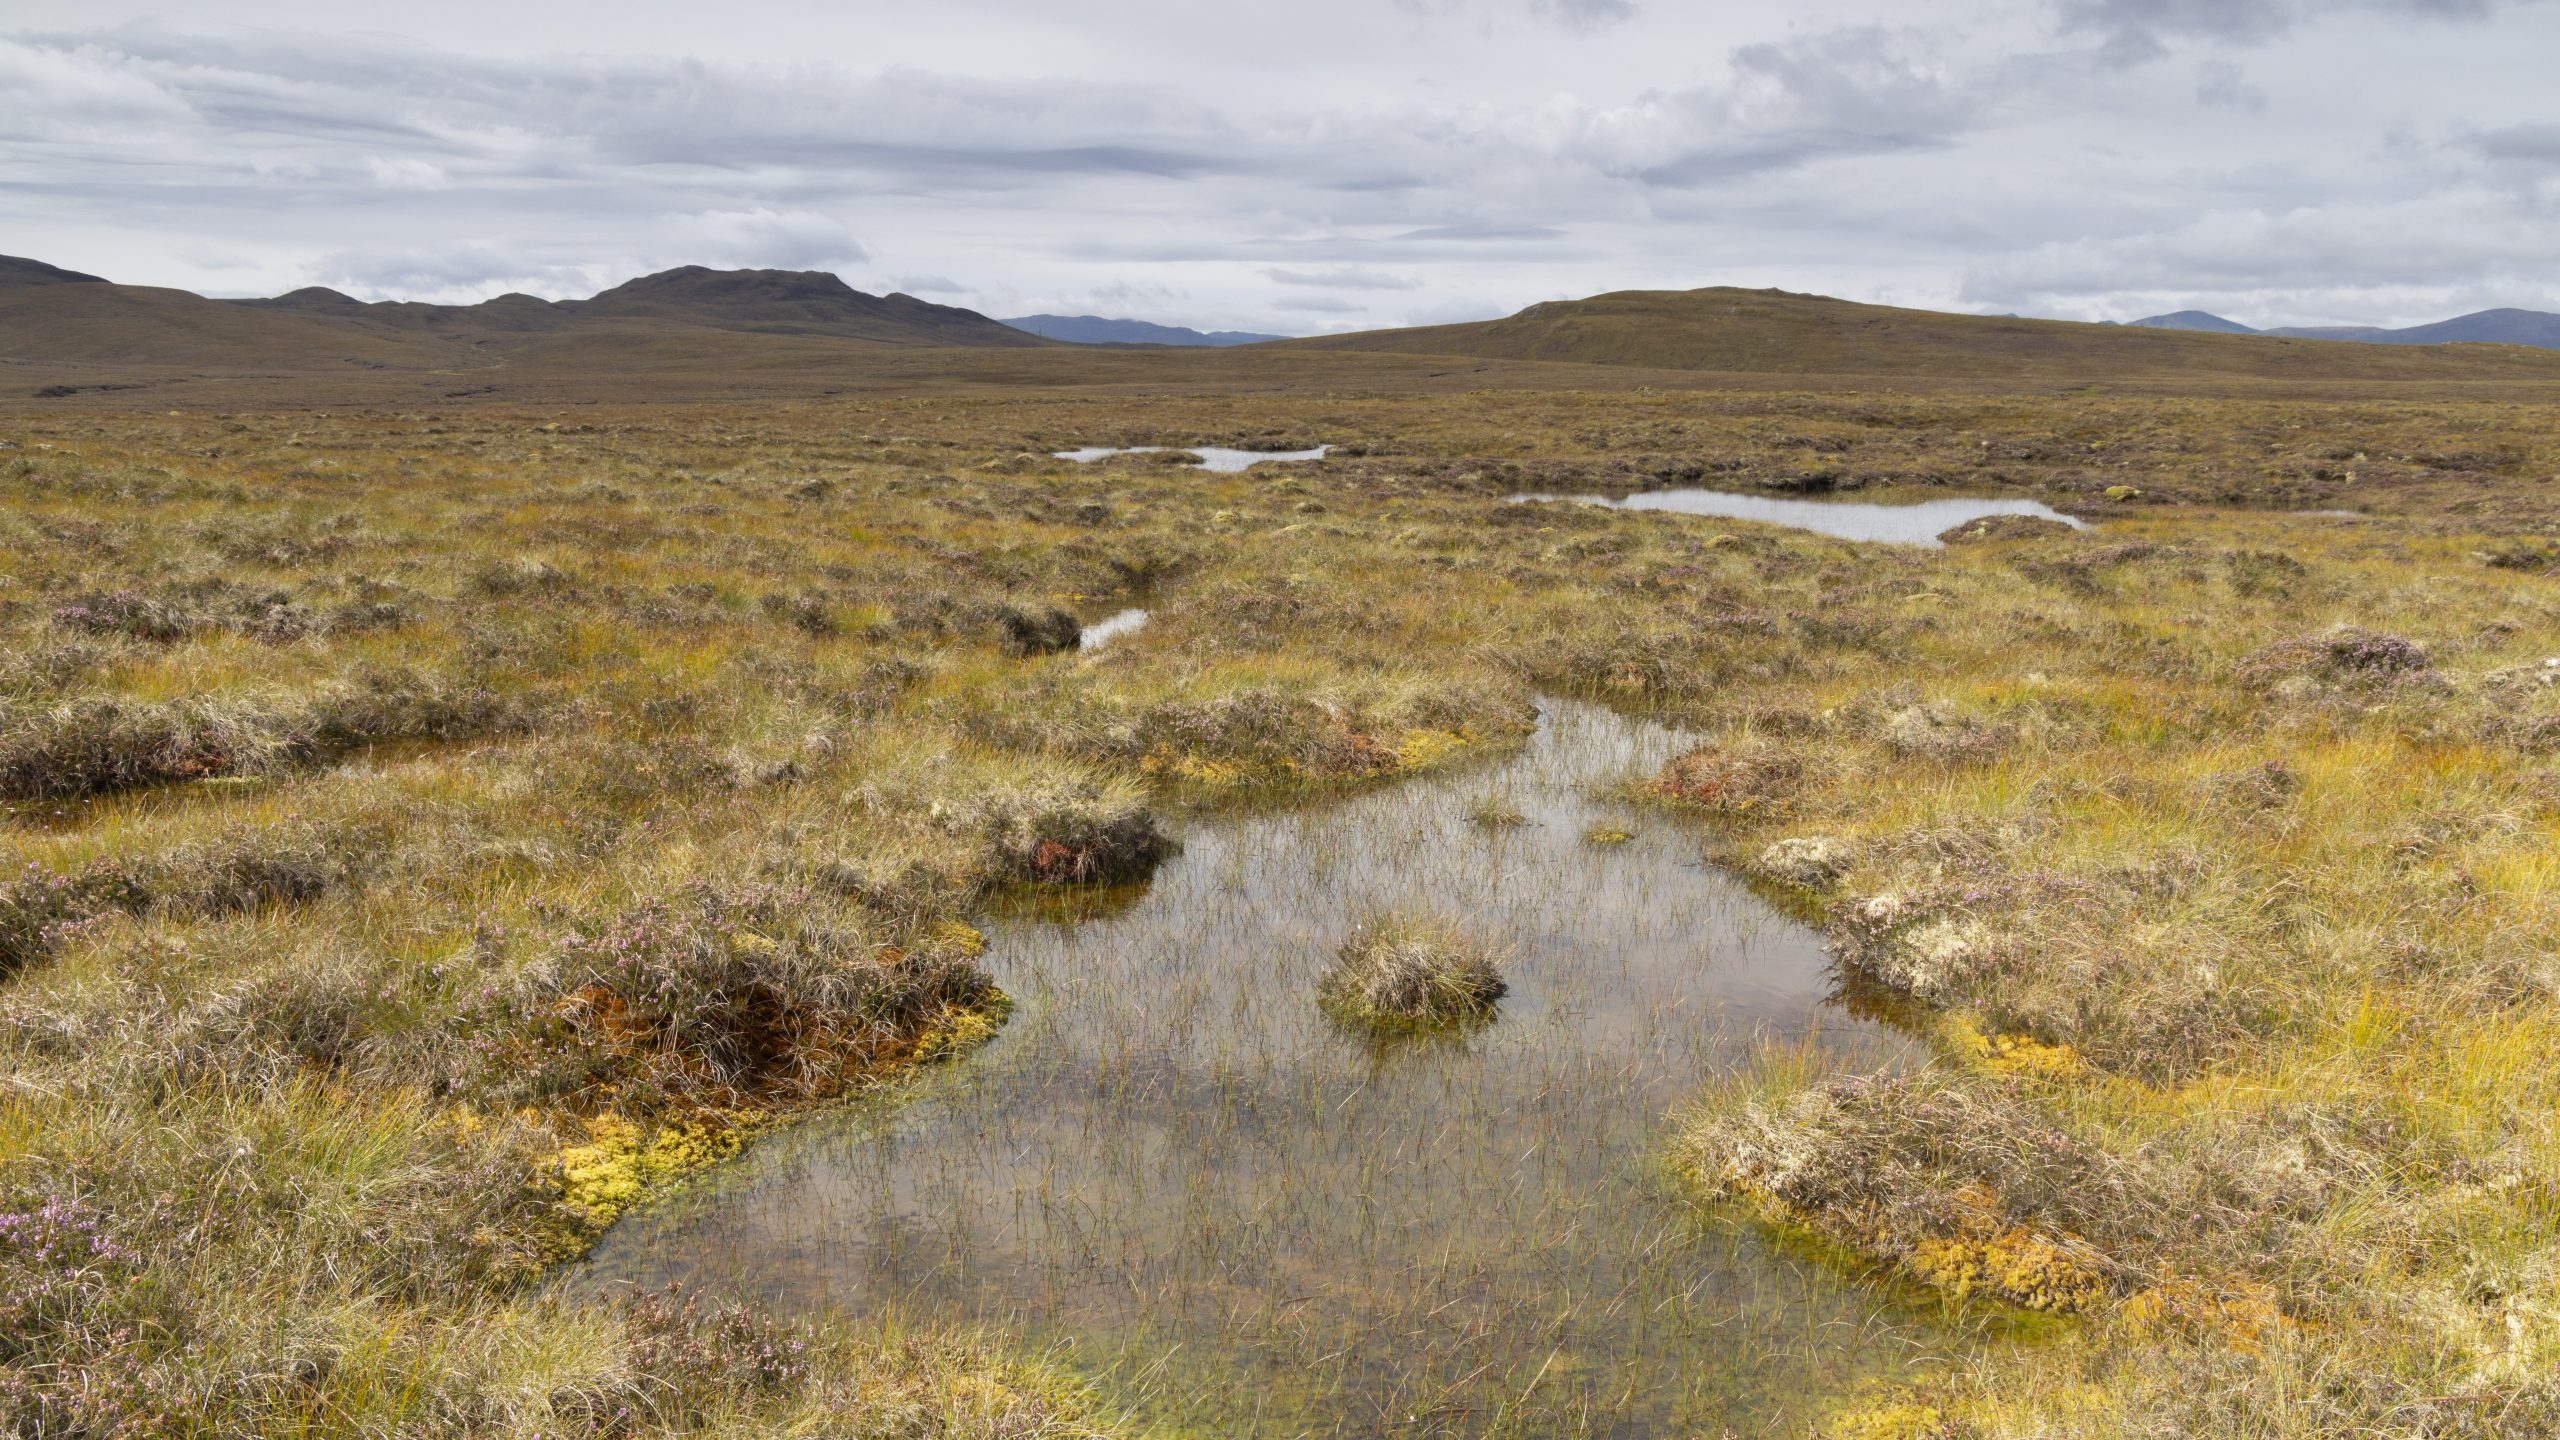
<box><xmin>1511</xmin><ymin>489</ymin><xmax>2087</xmax><ymax>545</ymax></box>
<box><xmin>1055</xmin><ymin>444</ymin><xmax>1332</xmax><ymax>472</ymax></box>
<box><xmin>571</xmin><ymin>702</ymin><xmax>2001</xmax><ymax>1436</ymax></box>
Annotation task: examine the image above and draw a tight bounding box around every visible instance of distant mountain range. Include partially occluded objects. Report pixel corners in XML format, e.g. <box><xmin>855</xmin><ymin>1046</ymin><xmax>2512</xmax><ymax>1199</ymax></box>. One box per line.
<box><xmin>0</xmin><ymin>256</ymin><xmax>1045</xmax><ymax>370</ymax></box>
<box><xmin>1285</xmin><ymin>286</ymin><xmax>2560</xmax><ymax>382</ymax></box>
<box><xmin>1001</xmin><ymin>314</ymin><xmax>1287</xmax><ymax>347</ymax></box>
<box><xmin>2124</xmin><ymin>310</ymin><xmax>2259</xmax><ymax>335</ymax></box>
<box><xmin>2128</xmin><ymin>307</ymin><xmax>2560</xmax><ymax>349</ymax></box>
<box><xmin>11</xmin><ymin>255</ymin><xmax>2560</xmax><ymax>388</ymax></box>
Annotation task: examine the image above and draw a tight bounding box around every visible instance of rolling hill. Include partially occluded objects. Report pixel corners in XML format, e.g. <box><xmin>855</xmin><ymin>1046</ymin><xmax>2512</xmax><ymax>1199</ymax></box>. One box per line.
<box><xmin>1287</xmin><ymin>287</ymin><xmax>2560</xmax><ymax>380</ymax></box>
<box><xmin>568</xmin><ymin>267</ymin><xmax>1042</xmax><ymax>345</ymax></box>
<box><xmin>0</xmin><ymin>269</ymin><xmax>488</xmax><ymax>371</ymax></box>
<box><xmin>0</xmin><ymin>258</ymin><xmax>1050</xmax><ymax>371</ymax></box>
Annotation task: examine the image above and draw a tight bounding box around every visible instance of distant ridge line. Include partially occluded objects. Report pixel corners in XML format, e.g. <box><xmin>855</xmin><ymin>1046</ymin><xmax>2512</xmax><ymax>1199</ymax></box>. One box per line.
<box><xmin>2128</xmin><ymin>306</ymin><xmax>2560</xmax><ymax>349</ymax></box>
<box><xmin>7</xmin><ymin>254</ymin><xmax>2560</xmax><ymax>383</ymax></box>
<box><xmin>1002</xmin><ymin>314</ymin><xmax>1288</xmax><ymax>347</ymax></box>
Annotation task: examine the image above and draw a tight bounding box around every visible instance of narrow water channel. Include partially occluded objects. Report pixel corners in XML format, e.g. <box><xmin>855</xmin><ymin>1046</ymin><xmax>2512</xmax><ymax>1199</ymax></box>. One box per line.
<box><xmin>572</xmin><ymin>701</ymin><xmax>1994</xmax><ymax>1436</ymax></box>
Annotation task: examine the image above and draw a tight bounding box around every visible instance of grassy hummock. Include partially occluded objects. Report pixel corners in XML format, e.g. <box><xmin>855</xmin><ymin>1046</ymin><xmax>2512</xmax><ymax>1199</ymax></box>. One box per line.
<box><xmin>1317</xmin><ymin>908</ymin><xmax>1509</xmax><ymax>1034</ymax></box>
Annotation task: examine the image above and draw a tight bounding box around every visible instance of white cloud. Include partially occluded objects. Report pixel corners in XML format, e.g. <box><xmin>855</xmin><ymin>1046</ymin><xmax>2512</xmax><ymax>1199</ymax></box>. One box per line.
<box><xmin>366</xmin><ymin>155</ymin><xmax>449</xmax><ymax>189</ymax></box>
<box><xmin>1961</xmin><ymin>192</ymin><xmax>2560</xmax><ymax>324</ymax></box>
<box><xmin>311</xmin><ymin>243</ymin><xmax>599</xmax><ymax>303</ymax></box>
<box><xmin>0</xmin><ymin>36</ymin><xmax>193</xmax><ymax>138</ymax></box>
<box><xmin>1263</xmin><ymin>265</ymin><xmax>1422</xmax><ymax>290</ymax></box>
<box><xmin>661</xmin><ymin>208</ymin><xmax>869</xmax><ymax>270</ymax></box>
<box><xmin>3</xmin><ymin>2</ymin><xmax>2555</xmax><ymax>331</ymax></box>
<box><xmin>1532</xmin><ymin>27</ymin><xmax>1989</xmax><ymax>186</ymax></box>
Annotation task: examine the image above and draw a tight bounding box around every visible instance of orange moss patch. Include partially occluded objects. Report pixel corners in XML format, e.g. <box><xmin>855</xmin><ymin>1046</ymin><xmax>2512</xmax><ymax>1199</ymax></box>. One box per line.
<box><xmin>1737</xmin><ymin>1178</ymin><xmax>2114</xmax><ymax>1316</ymax></box>
<box><xmin>2120</xmin><ymin>1272</ymin><xmax>2291</xmax><ymax>1354</ymax></box>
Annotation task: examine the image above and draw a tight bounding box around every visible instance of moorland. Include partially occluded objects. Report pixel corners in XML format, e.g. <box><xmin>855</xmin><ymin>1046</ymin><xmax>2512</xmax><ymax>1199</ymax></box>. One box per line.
<box><xmin>6</xmin><ymin>264</ymin><xmax>2560</xmax><ymax>1437</ymax></box>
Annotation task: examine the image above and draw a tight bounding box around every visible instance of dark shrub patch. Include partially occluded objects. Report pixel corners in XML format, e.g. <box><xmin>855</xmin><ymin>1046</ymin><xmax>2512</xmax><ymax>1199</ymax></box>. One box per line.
<box><xmin>996</xmin><ymin>605</ymin><xmax>1080</xmax><ymax>656</ymax></box>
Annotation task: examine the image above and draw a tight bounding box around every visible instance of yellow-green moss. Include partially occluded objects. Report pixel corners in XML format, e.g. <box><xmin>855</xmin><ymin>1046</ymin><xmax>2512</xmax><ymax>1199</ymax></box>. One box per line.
<box><xmin>543</xmin><ymin>1112</ymin><xmax>744</xmax><ymax>1254</ymax></box>
<box><xmin>1391</xmin><ymin>727</ymin><xmax>1471</xmax><ymax>771</ymax></box>
<box><xmin>1906</xmin><ymin>1225</ymin><xmax>2110</xmax><ymax>1315</ymax></box>
<box><xmin>916</xmin><ymin>991</ymin><xmax>1013</xmax><ymax>1062</ymax></box>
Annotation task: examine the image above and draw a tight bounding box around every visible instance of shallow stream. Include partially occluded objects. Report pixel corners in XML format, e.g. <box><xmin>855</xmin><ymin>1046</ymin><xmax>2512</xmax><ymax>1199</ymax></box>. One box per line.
<box><xmin>573</xmin><ymin>701</ymin><xmax>1997</xmax><ymax>1436</ymax></box>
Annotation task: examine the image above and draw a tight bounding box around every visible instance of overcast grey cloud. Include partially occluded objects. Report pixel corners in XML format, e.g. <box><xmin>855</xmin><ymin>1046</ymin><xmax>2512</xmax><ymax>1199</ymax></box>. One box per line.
<box><xmin>2055</xmin><ymin>0</ymin><xmax>2505</xmax><ymax>65</ymax></box>
<box><xmin>0</xmin><ymin>0</ymin><xmax>2553</xmax><ymax>333</ymax></box>
<box><xmin>1530</xmin><ymin>0</ymin><xmax>1640</xmax><ymax>35</ymax></box>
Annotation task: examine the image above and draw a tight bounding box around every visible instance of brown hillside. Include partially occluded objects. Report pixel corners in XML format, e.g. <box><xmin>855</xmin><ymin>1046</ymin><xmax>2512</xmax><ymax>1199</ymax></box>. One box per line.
<box><xmin>1282</xmin><ymin>286</ymin><xmax>2560</xmax><ymax>382</ymax></box>
<box><xmin>0</xmin><ymin>257</ymin><xmax>1047</xmax><ymax>372</ymax></box>
<box><xmin>568</xmin><ymin>266</ymin><xmax>1048</xmax><ymax>346</ymax></box>
<box><xmin>0</xmin><ymin>278</ymin><xmax>489</xmax><ymax>370</ymax></box>
<box><xmin>0</xmin><ymin>256</ymin><xmax>108</xmax><ymax>288</ymax></box>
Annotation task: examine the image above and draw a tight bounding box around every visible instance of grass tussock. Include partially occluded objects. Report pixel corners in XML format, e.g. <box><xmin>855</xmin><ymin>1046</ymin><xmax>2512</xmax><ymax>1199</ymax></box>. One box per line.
<box><xmin>1318</xmin><ymin>908</ymin><xmax>1509</xmax><ymax>1034</ymax></box>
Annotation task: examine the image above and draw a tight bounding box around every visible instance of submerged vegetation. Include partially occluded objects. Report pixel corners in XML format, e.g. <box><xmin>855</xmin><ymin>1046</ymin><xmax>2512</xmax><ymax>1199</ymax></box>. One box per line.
<box><xmin>2</xmin><ymin>377</ymin><xmax>2558</xmax><ymax>1435</ymax></box>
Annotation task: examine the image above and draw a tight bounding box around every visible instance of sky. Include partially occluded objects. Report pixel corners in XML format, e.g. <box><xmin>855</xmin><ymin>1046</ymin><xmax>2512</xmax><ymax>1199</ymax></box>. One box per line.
<box><xmin>2</xmin><ymin>0</ymin><xmax>2555</xmax><ymax>334</ymax></box>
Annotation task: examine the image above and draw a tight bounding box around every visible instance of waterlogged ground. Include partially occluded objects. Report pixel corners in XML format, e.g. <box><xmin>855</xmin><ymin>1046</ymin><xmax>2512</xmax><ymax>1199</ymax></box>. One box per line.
<box><xmin>1509</xmin><ymin>489</ymin><xmax>2088</xmax><ymax>545</ymax></box>
<box><xmin>576</xmin><ymin>702</ymin><xmax>2000</xmax><ymax>1437</ymax></box>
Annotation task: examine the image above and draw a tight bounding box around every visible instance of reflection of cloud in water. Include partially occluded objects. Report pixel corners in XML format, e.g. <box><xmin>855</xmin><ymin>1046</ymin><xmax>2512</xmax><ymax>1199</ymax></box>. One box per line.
<box><xmin>1054</xmin><ymin>444</ymin><xmax>1330</xmax><ymax>473</ymax></box>
<box><xmin>1077</xmin><ymin>607</ymin><xmax>1149</xmax><ymax>651</ymax></box>
<box><xmin>1512</xmin><ymin>488</ymin><xmax>2088</xmax><ymax>545</ymax></box>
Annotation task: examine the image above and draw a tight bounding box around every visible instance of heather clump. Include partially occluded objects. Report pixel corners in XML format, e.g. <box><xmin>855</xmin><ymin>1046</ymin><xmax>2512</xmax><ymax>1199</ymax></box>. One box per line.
<box><xmin>617</xmin><ymin>1286</ymin><xmax>815</xmax><ymax>1420</ymax></box>
<box><xmin>0</xmin><ymin>1190</ymin><xmax>142</xmax><ymax>1357</ymax></box>
<box><xmin>49</xmin><ymin>588</ymin><xmax>198</xmax><ymax>643</ymax></box>
<box><xmin>0</xmin><ymin>1190</ymin><xmax>154</xmax><ymax>1433</ymax></box>
<box><xmin>0</xmin><ymin>696</ymin><xmax>289</xmax><ymax>800</ymax></box>
<box><xmin>502</xmin><ymin>881</ymin><xmax>1002</xmax><ymax>1110</ymax></box>
<box><xmin>1937</xmin><ymin>514</ymin><xmax>2077</xmax><ymax>545</ymax></box>
<box><xmin>2240</xmin><ymin>624</ymin><xmax>2439</xmax><ymax>692</ymax></box>
<box><xmin>0</xmin><ymin>672</ymin><xmax>526</xmax><ymax>803</ymax></box>
<box><xmin>1650</xmin><ymin>742</ymin><xmax>1801</xmax><ymax>813</ymax></box>
<box><xmin>0</xmin><ymin>859</ymin><xmax>148</xmax><ymax>976</ymax></box>
<box><xmin>978</xmin><ymin>776</ymin><xmax>1172</xmax><ymax>884</ymax></box>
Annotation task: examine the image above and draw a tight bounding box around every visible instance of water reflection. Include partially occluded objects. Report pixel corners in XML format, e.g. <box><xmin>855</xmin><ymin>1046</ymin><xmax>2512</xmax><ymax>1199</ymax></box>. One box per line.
<box><xmin>1056</xmin><ymin>444</ymin><xmax>1332</xmax><ymax>472</ymax></box>
<box><xmin>1510</xmin><ymin>489</ymin><xmax>2087</xmax><ymax>546</ymax></box>
<box><xmin>1079</xmin><ymin>608</ymin><xmax>1150</xmax><ymax>650</ymax></box>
